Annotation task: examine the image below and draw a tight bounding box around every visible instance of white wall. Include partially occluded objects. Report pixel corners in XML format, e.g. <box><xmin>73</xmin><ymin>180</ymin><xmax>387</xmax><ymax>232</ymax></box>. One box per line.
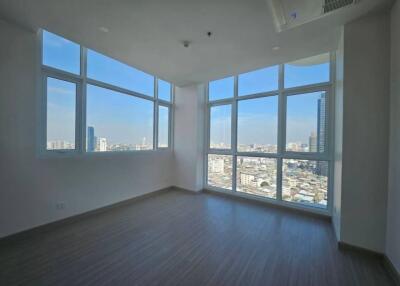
<box><xmin>332</xmin><ymin>27</ymin><xmax>344</xmax><ymax>241</ymax></box>
<box><xmin>173</xmin><ymin>84</ymin><xmax>206</xmax><ymax>191</ymax></box>
<box><xmin>386</xmin><ymin>0</ymin><xmax>400</xmax><ymax>274</ymax></box>
<box><xmin>338</xmin><ymin>10</ymin><xmax>390</xmax><ymax>253</ymax></box>
<box><xmin>0</xmin><ymin>20</ymin><xmax>174</xmax><ymax>238</ymax></box>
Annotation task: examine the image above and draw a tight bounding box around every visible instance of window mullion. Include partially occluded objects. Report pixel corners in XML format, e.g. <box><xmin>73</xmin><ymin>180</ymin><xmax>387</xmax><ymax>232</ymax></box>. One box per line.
<box><xmin>204</xmin><ymin>85</ymin><xmax>210</xmax><ymax>188</ymax></box>
<box><xmin>276</xmin><ymin>64</ymin><xmax>285</xmax><ymax>201</ymax></box>
<box><xmin>232</xmin><ymin>76</ymin><xmax>238</xmax><ymax>192</ymax></box>
<box><xmin>154</xmin><ymin>77</ymin><xmax>158</xmax><ymax>150</ymax></box>
<box><xmin>41</xmin><ymin>75</ymin><xmax>48</xmax><ymax>153</ymax></box>
<box><xmin>79</xmin><ymin>47</ymin><xmax>87</xmax><ymax>153</ymax></box>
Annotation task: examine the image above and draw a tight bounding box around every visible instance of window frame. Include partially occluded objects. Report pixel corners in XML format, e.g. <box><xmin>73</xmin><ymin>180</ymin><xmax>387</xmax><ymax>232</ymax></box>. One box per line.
<box><xmin>205</xmin><ymin>53</ymin><xmax>335</xmax><ymax>215</ymax></box>
<box><xmin>38</xmin><ymin>30</ymin><xmax>174</xmax><ymax>156</ymax></box>
<box><xmin>236</xmin><ymin>93</ymin><xmax>279</xmax><ymax>155</ymax></box>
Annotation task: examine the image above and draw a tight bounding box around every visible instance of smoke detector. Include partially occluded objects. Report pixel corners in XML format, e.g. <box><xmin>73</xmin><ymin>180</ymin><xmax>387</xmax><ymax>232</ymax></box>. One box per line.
<box><xmin>268</xmin><ymin>0</ymin><xmax>360</xmax><ymax>32</ymax></box>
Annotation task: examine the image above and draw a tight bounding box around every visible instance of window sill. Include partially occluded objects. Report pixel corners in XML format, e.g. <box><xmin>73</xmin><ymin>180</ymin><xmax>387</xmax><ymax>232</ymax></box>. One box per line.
<box><xmin>37</xmin><ymin>148</ymin><xmax>173</xmax><ymax>159</ymax></box>
<box><xmin>204</xmin><ymin>185</ymin><xmax>331</xmax><ymax>218</ymax></box>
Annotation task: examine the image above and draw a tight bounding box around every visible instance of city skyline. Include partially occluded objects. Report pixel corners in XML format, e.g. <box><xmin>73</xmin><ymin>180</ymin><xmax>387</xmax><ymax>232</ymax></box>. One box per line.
<box><xmin>210</xmin><ymin>92</ymin><xmax>327</xmax><ymax>150</ymax></box>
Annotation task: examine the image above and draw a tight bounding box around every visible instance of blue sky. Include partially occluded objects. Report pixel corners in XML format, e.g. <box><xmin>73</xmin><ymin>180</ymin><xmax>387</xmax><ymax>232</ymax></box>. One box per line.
<box><xmin>86</xmin><ymin>85</ymin><xmax>153</xmax><ymax>145</ymax></box>
<box><xmin>44</xmin><ymin>30</ymin><xmax>329</xmax><ymax>147</ymax></box>
<box><xmin>44</xmin><ymin>31</ymin><xmax>169</xmax><ymax>146</ymax></box>
<box><xmin>43</xmin><ymin>31</ymin><xmax>80</xmax><ymax>75</ymax></box>
<box><xmin>209</xmin><ymin>61</ymin><xmax>329</xmax><ymax>146</ymax></box>
<box><xmin>238</xmin><ymin>96</ymin><xmax>278</xmax><ymax>146</ymax></box>
<box><xmin>87</xmin><ymin>50</ymin><xmax>154</xmax><ymax>97</ymax></box>
<box><xmin>46</xmin><ymin>77</ymin><xmax>76</xmax><ymax>144</ymax></box>
<box><xmin>158</xmin><ymin>106</ymin><xmax>169</xmax><ymax>146</ymax></box>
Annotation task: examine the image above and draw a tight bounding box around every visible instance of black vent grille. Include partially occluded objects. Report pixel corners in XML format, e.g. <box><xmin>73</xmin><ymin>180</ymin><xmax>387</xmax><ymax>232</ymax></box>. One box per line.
<box><xmin>324</xmin><ymin>0</ymin><xmax>354</xmax><ymax>13</ymax></box>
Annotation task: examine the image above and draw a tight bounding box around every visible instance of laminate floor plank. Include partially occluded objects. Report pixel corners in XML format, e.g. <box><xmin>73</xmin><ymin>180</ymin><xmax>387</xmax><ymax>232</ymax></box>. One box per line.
<box><xmin>0</xmin><ymin>189</ymin><xmax>396</xmax><ymax>286</ymax></box>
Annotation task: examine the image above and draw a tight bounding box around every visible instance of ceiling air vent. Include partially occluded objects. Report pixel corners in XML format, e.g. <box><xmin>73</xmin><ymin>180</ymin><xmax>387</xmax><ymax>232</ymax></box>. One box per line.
<box><xmin>267</xmin><ymin>0</ymin><xmax>361</xmax><ymax>32</ymax></box>
<box><xmin>324</xmin><ymin>0</ymin><xmax>355</xmax><ymax>14</ymax></box>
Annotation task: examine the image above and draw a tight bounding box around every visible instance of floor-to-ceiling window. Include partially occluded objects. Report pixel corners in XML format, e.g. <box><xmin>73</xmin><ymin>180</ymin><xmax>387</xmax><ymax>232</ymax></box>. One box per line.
<box><xmin>206</xmin><ymin>53</ymin><xmax>333</xmax><ymax>212</ymax></box>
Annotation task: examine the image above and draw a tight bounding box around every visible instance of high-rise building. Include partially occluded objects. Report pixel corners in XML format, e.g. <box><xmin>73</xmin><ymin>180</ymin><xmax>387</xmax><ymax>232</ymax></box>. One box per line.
<box><xmin>240</xmin><ymin>172</ymin><xmax>256</xmax><ymax>186</ymax></box>
<box><xmin>97</xmin><ymin>137</ymin><xmax>107</xmax><ymax>152</ymax></box>
<box><xmin>209</xmin><ymin>158</ymin><xmax>224</xmax><ymax>173</ymax></box>
<box><xmin>317</xmin><ymin>93</ymin><xmax>328</xmax><ymax>176</ymax></box>
<box><xmin>87</xmin><ymin>126</ymin><xmax>95</xmax><ymax>152</ymax></box>
<box><xmin>317</xmin><ymin>93</ymin><xmax>326</xmax><ymax>153</ymax></box>
<box><xmin>309</xmin><ymin>131</ymin><xmax>317</xmax><ymax>152</ymax></box>
<box><xmin>47</xmin><ymin>140</ymin><xmax>73</xmax><ymax>150</ymax></box>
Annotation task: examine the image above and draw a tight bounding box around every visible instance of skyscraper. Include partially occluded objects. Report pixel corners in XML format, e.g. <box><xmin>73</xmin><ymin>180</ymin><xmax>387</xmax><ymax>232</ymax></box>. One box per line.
<box><xmin>317</xmin><ymin>93</ymin><xmax>326</xmax><ymax>153</ymax></box>
<box><xmin>87</xmin><ymin>126</ymin><xmax>95</xmax><ymax>152</ymax></box>
<box><xmin>317</xmin><ymin>93</ymin><xmax>328</xmax><ymax>176</ymax></box>
<box><xmin>309</xmin><ymin>131</ymin><xmax>317</xmax><ymax>152</ymax></box>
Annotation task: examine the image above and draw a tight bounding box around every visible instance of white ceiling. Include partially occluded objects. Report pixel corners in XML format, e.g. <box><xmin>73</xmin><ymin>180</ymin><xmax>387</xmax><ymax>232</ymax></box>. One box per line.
<box><xmin>0</xmin><ymin>0</ymin><xmax>392</xmax><ymax>86</ymax></box>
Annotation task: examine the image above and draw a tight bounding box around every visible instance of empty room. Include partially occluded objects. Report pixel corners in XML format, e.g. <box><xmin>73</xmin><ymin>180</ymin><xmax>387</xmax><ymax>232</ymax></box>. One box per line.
<box><xmin>0</xmin><ymin>0</ymin><xmax>399</xmax><ymax>285</ymax></box>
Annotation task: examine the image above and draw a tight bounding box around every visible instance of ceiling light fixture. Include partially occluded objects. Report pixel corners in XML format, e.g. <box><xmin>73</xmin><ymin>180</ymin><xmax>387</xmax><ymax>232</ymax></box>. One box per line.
<box><xmin>273</xmin><ymin>46</ymin><xmax>280</xmax><ymax>51</ymax></box>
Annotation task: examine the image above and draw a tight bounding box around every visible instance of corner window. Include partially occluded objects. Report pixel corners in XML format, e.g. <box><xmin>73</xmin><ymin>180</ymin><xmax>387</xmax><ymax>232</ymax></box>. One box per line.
<box><xmin>206</xmin><ymin>53</ymin><xmax>332</xmax><ymax>211</ymax></box>
<box><xmin>40</xmin><ymin>30</ymin><xmax>173</xmax><ymax>154</ymax></box>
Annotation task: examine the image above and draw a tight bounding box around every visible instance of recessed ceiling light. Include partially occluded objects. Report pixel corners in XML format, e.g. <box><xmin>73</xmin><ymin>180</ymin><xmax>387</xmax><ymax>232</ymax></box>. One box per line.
<box><xmin>273</xmin><ymin>46</ymin><xmax>280</xmax><ymax>51</ymax></box>
<box><xmin>99</xmin><ymin>27</ymin><xmax>109</xmax><ymax>33</ymax></box>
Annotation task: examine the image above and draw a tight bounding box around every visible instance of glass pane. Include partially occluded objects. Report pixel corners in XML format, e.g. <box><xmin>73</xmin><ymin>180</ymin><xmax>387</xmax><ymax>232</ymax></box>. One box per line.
<box><xmin>237</xmin><ymin>157</ymin><xmax>277</xmax><ymax>199</ymax></box>
<box><xmin>87</xmin><ymin>50</ymin><xmax>154</xmax><ymax>97</ymax></box>
<box><xmin>158</xmin><ymin>106</ymin><xmax>169</xmax><ymax>148</ymax></box>
<box><xmin>238</xmin><ymin>65</ymin><xmax>279</xmax><ymax>96</ymax></box>
<box><xmin>282</xmin><ymin>160</ymin><xmax>328</xmax><ymax>208</ymax></box>
<box><xmin>284</xmin><ymin>53</ymin><xmax>330</xmax><ymax>88</ymax></box>
<box><xmin>210</xmin><ymin>105</ymin><xmax>231</xmax><ymax>149</ymax></box>
<box><xmin>209</xmin><ymin>77</ymin><xmax>234</xmax><ymax>101</ymax></box>
<box><xmin>286</xmin><ymin>91</ymin><xmax>327</xmax><ymax>153</ymax></box>
<box><xmin>86</xmin><ymin>85</ymin><xmax>153</xmax><ymax>152</ymax></box>
<box><xmin>237</xmin><ymin>96</ymin><xmax>278</xmax><ymax>153</ymax></box>
<box><xmin>43</xmin><ymin>30</ymin><xmax>80</xmax><ymax>74</ymax></box>
<box><xmin>158</xmin><ymin>79</ymin><xmax>171</xmax><ymax>102</ymax></box>
<box><xmin>208</xmin><ymin>154</ymin><xmax>233</xmax><ymax>190</ymax></box>
<box><xmin>46</xmin><ymin>78</ymin><xmax>76</xmax><ymax>150</ymax></box>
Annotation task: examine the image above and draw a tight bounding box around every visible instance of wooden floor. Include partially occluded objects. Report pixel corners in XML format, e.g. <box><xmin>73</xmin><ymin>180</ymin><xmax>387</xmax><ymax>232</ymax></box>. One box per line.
<box><xmin>0</xmin><ymin>188</ymin><xmax>396</xmax><ymax>286</ymax></box>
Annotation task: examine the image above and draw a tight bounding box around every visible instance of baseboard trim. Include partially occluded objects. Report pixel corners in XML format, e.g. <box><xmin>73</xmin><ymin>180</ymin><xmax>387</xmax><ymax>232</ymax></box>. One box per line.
<box><xmin>337</xmin><ymin>241</ymin><xmax>383</xmax><ymax>257</ymax></box>
<box><xmin>338</xmin><ymin>241</ymin><xmax>400</xmax><ymax>286</ymax></box>
<box><xmin>0</xmin><ymin>186</ymin><xmax>172</xmax><ymax>244</ymax></box>
<box><xmin>171</xmin><ymin>186</ymin><xmax>203</xmax><ymax>193</ymax></box>
<box><xmin>384</xmin><ymin>254</ymin><xmax>400</xmax><ymax>286</ymax></box>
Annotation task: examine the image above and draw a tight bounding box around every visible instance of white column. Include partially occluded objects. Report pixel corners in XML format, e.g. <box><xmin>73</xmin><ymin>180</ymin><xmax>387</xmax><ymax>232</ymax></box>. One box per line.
<box><xmin>173</xmin><ymin>84</ymin><xmax>206</xmax><ymax>191</ymax></box>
